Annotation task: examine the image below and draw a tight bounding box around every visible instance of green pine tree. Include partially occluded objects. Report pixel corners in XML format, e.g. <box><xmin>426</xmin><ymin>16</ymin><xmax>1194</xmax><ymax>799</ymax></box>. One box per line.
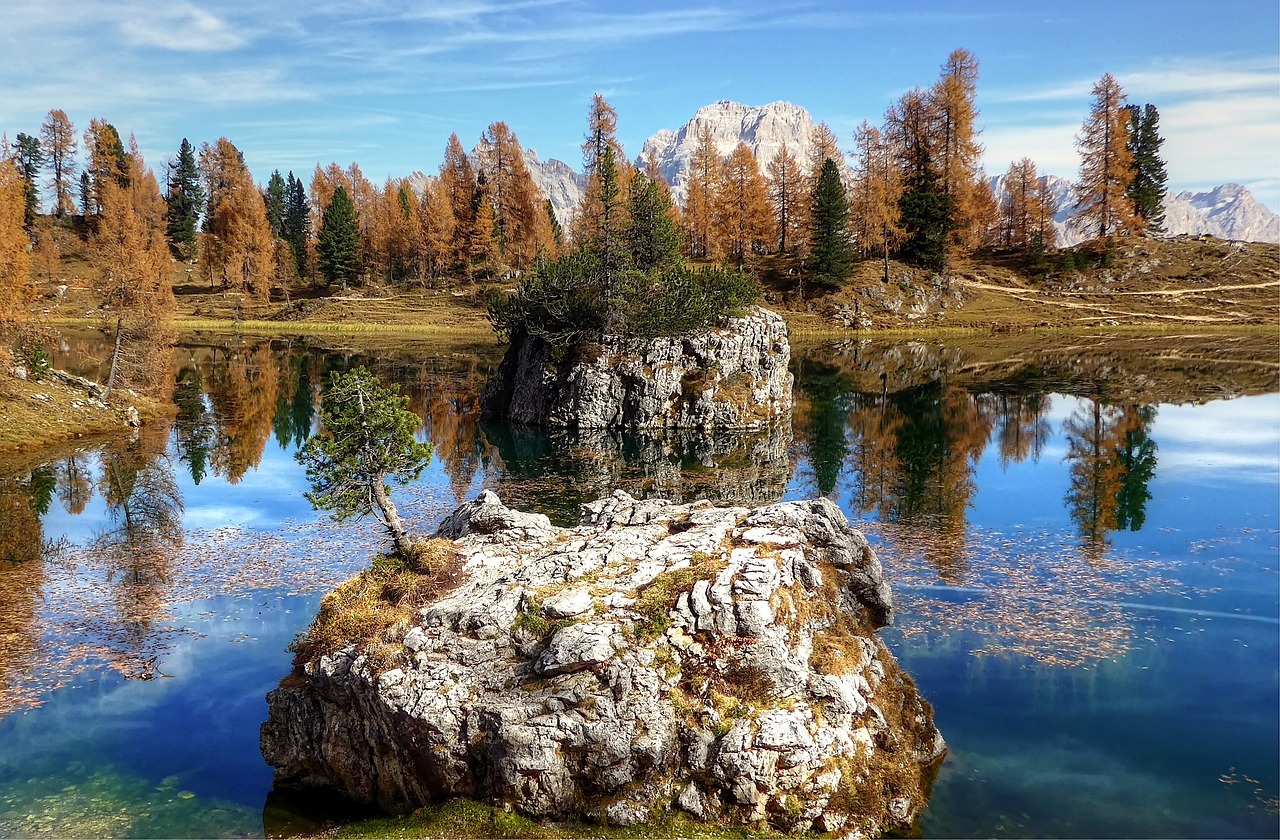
<box><xmin>625</xmin><ymin>172</ymin><xmax>683</xmax><ymax>272</ymax></box>
<box><xmin>1125</xmin><ymin>104</ymin><xmax>1168</xmax><ymax>235</ymax></box>
<box><xmin>898</xmin><ymin>160</ymin><xmax>951</xmax><ymax>272</ymax></box>
<box><xmin>318</xmin><ymin>185</ymin><xmax>360</xmax><ymax>288</ymax></box>
<box><xmin>264</xmin><ymin>170</ymin><xmax>287</xmax><ymax>238</ymax></box>
<box><xmin>545</xmin><ymin>199</ymin><xmax>563</xmax><ymax>251</ymax></box>
<box><xmin>297</xmin><ymin>366</ymin><xmax>433</xmax><ymax>558</ymax></box>
<box><xmin>283</xmin><ymin>172</ymin><xmax>311</xmax><ymax>280</ymax></box>
<box><xmin>165</xmin><ymin>138</ymin><xmax>203</xmax><ymax>258</ymax></box>
<box><xmin>808</xmin><ymin>158</ymin><xmax>853</xmax><ymax>290</ymax></box>
<box><xmin>12</xmin><ymin>133</ymin><xmax>43</xmax><ymax>229</ymax></box>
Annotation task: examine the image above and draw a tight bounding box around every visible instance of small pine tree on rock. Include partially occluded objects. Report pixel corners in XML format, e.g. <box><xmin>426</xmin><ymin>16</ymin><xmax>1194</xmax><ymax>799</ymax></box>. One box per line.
<box><xmin>297</xmin><ymin>367</ymin><xmax>433</xmax><ymax>558</ymax></box>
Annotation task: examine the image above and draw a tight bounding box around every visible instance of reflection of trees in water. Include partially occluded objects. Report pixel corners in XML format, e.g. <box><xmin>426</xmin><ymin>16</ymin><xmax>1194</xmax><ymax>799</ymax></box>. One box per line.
<box><xmin>0</xmin><ymin>475</ymin><xmax>48</xmax><ymax>709</ymax></box>
<box><xmin>204</xmin><ymin>344</ymin><xmax>280</xmax><ymax>484</ymax></box>
<box><xmin>1063</xmin><ymin>400</ymin><xmax>1158</xmax><ymax>558</ymax></box>
<box><xmin>793</xmin><ymin>357</ymin><xmax>853</xmax><ymax>497</ymax></box>
<box><xmin>995</xmin><ymin>392</ymin><xmax>1052</xmax><ymax>468</ymax></box>
<box><xmin>56</xmin><ymin>454</ymin><xmax>94</xmax><ymax>514</ymax></box>
<box><xmin>90</xmin><ymin>420</ymin><xmax>185</xmax><ymax>675</ymax></box>
<box><xmin>1</xmin><ymin>424</ymin><xmax>184</xmax><ymax>708</ymax></box>
<box><xmin>482</xmin><ymin>422</ymin><xmax>794</xmax><ymax>524</ymax></box>
<box><xmin>405</xmin><ymin>357</ymin><xmax>489</xmax><ymax>504</ymax></box>
<box><xmin>1114</xmin><ymin>406</ymin><xmax>1157</xmax><ymax>531</ymax></box>
<box><xmin>272</xmin><ymin>352</ymin><xmax>318</xmax><ymax>451</ymax></box>
<box><xmin>843</xmin><ymin>383</ymin><xmax>995</xmax><ymax>582</ymax></box>
<box><xmin>174</xmin><ymin>364</ymin><xmax>216</xmax><ymax>484</ymax></box>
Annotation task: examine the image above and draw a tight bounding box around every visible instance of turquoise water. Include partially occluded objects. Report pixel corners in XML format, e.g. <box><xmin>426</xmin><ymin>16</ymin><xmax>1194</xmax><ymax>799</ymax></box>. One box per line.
<box><xmin>0</xmin><ymin>337</ymin><xmax>1275</xmax><ymax>837</ymax></box>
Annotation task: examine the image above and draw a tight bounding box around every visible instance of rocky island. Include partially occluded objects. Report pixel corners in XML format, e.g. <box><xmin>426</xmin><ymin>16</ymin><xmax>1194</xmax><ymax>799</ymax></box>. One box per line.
<box><xmin>261</xmin><ymin>490</ymin><xmax>945</xmax><ymax>836</ymax></box>
<box><xmin>483</xmin><ymin>305</ymin><xmax>794</xmax><ymax>431</ymax></box>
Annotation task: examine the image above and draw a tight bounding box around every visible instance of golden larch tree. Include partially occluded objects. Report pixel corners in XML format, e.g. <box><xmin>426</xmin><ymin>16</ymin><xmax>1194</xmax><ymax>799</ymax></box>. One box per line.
<box><xmin>683</xmin><ymin>125</ymin><xmax>720</xmax><ymax>260</ymax></box>
<box><xmin>32</xmin><ymin>228</ymin><xmax>61</xmax><ymax>283</ymax></box>
<box><xmin>850</xmin><ymin>121</ymin><xmax>905</xmax><ymax>283</ymax></box>
<box><xmin>90</xmin><ymin>158</ymin><xmax>174</xmax><ymax>397</ymax></box>
<box><xmin>715</xmin><ymin>142</ymin><xmax>775</xmax><ymax>267</ymax></box>
<box><xmin>766</xmin><ymin>142</ymin><xmax>804</xmax><ymax>253</ymax></box>
<box><xmin>200</xmin><ymin>139</ymin><xmax>275</xmax><ymax>302</ymax></box>
<box><xmin>40</xmin><ymin>109</ymin><xmax>77</xmax><ymax>218</ymax></box>
<box><xmin>0</xmin><ymin>154</ymin><xmax>35</xmax><ymax>342</ymax></box>
<box><xmin>418</xmin><ymin>178</ymin><xmax>456</xmax><ymax>281</ymax></box>
<box><xmin>476</xmin><ymin>121</ymin><xmax>547</xmax><ymax>270</ymax></box>
<box><xmin>438</xmin><ymin>134</ymin><xmax>477</xmax><ymax>273</ymax></box>
<box><xmin>999</xmin><ymin>158</ymin><xmax>1058</xmax><ymax>251</ymax></box>
<box><xmin>930</xmin><ymin>48</ymin><xmax>988</xmax><ymax>251</ymax></box>
<box><xmin>83</xmin><ymin>119</ymin><xmax>129</xmax><ymax>217</ymax></box>
<box><xmin>1074</xmin><ymin>73</ymin><xmax>1141</xmax><ymax>240</ymax></box>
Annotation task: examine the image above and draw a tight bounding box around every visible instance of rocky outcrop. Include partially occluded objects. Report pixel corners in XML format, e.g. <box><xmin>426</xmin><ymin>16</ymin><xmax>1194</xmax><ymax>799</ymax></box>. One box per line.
<box><xmin>262</xmin><ymin>490</ymin><xmax>945</xmax><ymax>836</ymax></box>
<box><xmin>481</xmin><ymin>306</ymin><xmax>793</xmax><ymax>431</ymax></box>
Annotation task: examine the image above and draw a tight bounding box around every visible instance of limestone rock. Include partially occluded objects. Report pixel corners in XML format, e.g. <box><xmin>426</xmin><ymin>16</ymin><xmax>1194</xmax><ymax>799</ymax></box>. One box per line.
<box><xmin>262</xmin><ymin>490</ymin><xmax>944</xmax><ymax>836</ymax></box>
<box><xmin>481</xmin><ymin>306</ymin><xmax>793</xmax><ymax>431</ymax></box>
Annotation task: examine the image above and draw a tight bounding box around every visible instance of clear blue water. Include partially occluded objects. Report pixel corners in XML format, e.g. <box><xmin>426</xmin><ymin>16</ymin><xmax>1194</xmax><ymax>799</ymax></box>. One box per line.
<box><xmin>0</xmin><ymin>337</ymin><xmax>1275</xmax><ymax>837</ymax></box>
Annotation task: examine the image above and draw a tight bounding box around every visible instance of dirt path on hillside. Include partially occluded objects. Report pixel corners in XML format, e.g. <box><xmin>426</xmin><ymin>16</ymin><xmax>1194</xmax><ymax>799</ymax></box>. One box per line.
<box><xmin>957</xmin><ymin>278</ymin><xmax>1280</xmax><ymax>297</ymax></box>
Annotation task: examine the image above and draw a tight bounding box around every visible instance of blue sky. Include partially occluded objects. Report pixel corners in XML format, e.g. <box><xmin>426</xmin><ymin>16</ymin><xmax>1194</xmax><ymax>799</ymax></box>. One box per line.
<box><xmin>2</xmin><ymin>0</ymin><xmax>1277</xmax><ymax>209</ymax></box>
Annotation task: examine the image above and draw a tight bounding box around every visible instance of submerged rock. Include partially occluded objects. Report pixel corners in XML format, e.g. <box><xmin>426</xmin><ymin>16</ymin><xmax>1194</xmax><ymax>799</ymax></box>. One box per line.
<box><xmin>481</xmin><ymin>305</ymin><xmax>794</xmax><ymax>430</ymax></box>
<box><xmin>261</xmin><ymin>490</ymin><xmax>944</xmax><ymax>836</ymax></box>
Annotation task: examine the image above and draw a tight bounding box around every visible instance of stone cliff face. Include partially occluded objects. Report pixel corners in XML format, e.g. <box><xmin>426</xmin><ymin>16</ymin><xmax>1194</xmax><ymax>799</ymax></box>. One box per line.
<box><xmin>481</xmin><ymin>306</ymin><xmax>794</xmax><ymax>431</ymax></box>
<box><xmin>261</xmin><ymin>490</ymin><xmax>945</xmax><ymax>836</ymax></box>
<box><xmin>639</xmin><ymin>101</ymin><xmax>834</xmax><ymax>208</ymax></box>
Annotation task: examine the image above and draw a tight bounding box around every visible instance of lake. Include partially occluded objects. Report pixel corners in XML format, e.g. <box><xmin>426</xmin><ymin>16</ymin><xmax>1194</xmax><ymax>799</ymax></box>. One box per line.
<box><xmin>0</xmin><ymin>330</ymin><xmax>1276</xmax><ymax>838</ymax></box>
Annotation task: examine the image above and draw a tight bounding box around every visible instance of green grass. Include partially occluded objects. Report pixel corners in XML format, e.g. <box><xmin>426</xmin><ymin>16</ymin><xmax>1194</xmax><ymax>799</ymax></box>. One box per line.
<box><xmin>328</xmin><ymin>798</ymin><xmax>782</xmax><ymax>839</ymax></box>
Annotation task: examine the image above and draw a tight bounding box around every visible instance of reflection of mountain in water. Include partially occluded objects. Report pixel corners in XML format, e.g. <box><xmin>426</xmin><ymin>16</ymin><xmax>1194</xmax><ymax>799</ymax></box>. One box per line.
<box><xmin>481</xmin><ymin>422</ymin><xmax>794</xmax><ymax>524</ymax></box>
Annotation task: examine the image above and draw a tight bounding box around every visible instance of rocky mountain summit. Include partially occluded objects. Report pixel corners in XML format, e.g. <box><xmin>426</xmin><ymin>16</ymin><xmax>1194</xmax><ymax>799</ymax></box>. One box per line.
<box><xmin>261</xmin><ymin>490</ymin><xmax>945</xmax><ymax>835</ymax></box>
<box><xmin>996</xmin><ymin>174</ymin><xmax>1280</xmax><ymax>247</ymax></box>
<box><xmin>639</xmin><ymin>100</ymin><xmax>830</xmax><ymax>207</ymax></box>
<box><xmin>523</xmin><ymin>98</ymin><xmax>1277</xmax><ymax>245</ymax></box>
<box><xmin>481</xmin><ymin>306</ymin><xmax>794</xmax><ymax>430</ymax></box>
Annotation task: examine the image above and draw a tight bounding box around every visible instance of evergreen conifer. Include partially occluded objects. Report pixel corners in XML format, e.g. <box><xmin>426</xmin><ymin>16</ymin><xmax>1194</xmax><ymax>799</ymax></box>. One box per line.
<box><xmin>165</xmin><ymin>139</ymin><xmax>203</xmax><ymax>258</ymax></box>
<box><xmin>318</xmin><ymin>185</ymin><xmax>360</xmax><ymax>288</ymax></box>
<box><xmin>808</xmin><ymin>159</ymin><xmax>853</xmax><ymax>289</ymax></box>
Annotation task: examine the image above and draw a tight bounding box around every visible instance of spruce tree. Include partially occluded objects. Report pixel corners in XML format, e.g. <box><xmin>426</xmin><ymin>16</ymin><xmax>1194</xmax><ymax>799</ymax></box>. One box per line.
<box><xmin>264</xmin><ymin>170</ymin><xmax>287</xmax><ymax>238</ymax></box>
<box><xmin>808</xmin><ymin>158</ymin><xmax>853</xmax><ymax>290</ymax></box>
<box><xmin>12</xmin><ymin>133</ymin><xmax>42</xmax><ymax>229</ymax></box>
<box><xmin>545</xmin><ymin>199</ymin><xmax>563</xmax><ymax>251</ymax></box>
<box><xmin>283</xmin><ymin>172</ymin><xmax>310</xmax><ymax>279</ymax></box>
<box><xmin>165</xmin><ymin>138</ymin><xmax>203</xmax><ymax>258</ymax></box>
<box><xmin>625</xmin><ymin>171</ymin><xmax>683</xmax><ymax>272</ymax></box>
<box><xmin>1125</xmin><ymin>104</ymin><xmax>1168</xmax><ymax>235</ymax></box>
<box><xmin>898</xmin><ymin>161</ymin><xmax>951</xmax><ymax>272</ymax></box>
<box><xmin>318</xmin><ymin>185</ymin><xmax>360</xmax><ymax>288</ymax></box>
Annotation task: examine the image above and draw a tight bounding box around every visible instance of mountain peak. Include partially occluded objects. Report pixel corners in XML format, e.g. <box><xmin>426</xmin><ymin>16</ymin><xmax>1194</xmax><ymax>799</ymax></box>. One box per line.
<box><xmin>641</xmin><ymin>100</ymin><xmax>835</xmax><ymax>205</ymax></box>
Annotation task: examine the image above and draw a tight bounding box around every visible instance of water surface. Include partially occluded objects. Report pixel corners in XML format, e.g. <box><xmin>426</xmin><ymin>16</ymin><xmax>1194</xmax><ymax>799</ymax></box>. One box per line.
<box><xmin>0</xmin><ymin>332</ymin><xmax>1275</xmax><ymax>837</ymax></box>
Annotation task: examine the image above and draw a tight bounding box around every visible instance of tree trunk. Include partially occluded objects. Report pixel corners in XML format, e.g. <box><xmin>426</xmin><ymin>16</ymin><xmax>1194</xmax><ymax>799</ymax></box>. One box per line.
<box><xmin>370</xmin><ymin>475</ymin><xmax>413</xmax><ymax>557</ymax></box>
<box><xmin>104</xmin><ymin>315</ymin><xmax>124</xmax><ymax>399</ymax></box>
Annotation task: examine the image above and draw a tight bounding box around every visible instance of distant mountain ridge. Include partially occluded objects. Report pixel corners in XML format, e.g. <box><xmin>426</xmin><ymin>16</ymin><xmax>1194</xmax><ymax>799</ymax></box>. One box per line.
<box><xmin>512</xmin><ymin>100</ymin><xmax>1279</xmax><ymax>245</ymax></box>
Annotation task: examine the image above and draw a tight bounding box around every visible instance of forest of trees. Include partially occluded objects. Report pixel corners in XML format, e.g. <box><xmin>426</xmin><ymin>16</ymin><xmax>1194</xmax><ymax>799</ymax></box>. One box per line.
<box><xmin>0</xmin><ymin>51</ymin><xmax>1170</xmax><ymax>367</ymax></box>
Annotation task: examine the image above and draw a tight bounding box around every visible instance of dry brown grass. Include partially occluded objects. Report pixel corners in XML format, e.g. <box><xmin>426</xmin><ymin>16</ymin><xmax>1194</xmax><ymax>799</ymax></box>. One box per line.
<box><xmin>291</xmin><ymin>538</ymin><xmax>463</xmax><ymax>666</ymax></box>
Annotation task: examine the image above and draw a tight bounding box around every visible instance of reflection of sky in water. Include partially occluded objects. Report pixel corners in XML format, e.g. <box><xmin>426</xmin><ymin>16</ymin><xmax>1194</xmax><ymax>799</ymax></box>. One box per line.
<box><xmin>3</xmin><ymin>358</ymin><xmax>1277</xmax><ymax>838</ymax></box>
<box><xmin>875</xmin><ymin>393</ymin><xmax>1280</xmax><ymax>838</ymax></box>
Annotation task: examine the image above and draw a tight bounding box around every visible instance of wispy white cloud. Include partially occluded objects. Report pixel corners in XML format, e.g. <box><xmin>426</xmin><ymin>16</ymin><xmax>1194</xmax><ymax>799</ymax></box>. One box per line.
<box><xmin>981</xmin><ymin>54</ymin><xmax>1280</xmax><ymax>200</ymax></box>
<box><xmin>118</xmin><ymin>2</ymin><xmax>248</xmax><ymax>52</ymax></box>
